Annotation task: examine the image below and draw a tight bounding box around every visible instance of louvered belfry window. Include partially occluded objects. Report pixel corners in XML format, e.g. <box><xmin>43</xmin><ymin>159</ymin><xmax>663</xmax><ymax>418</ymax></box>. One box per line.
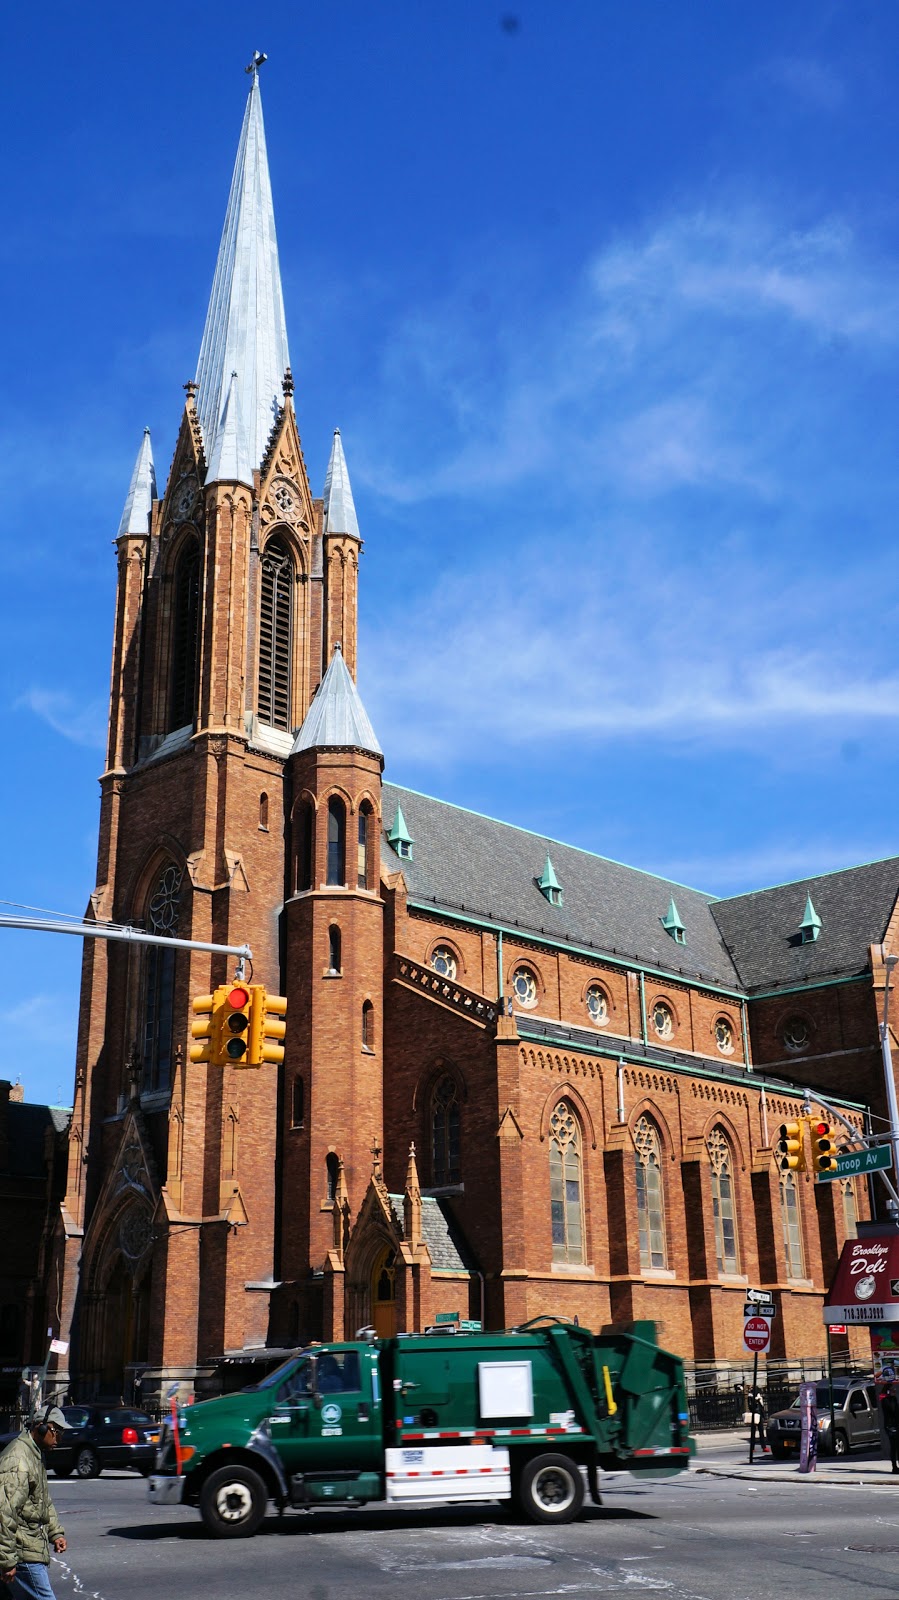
<box><xmin>258</xmin><ymin>536</ymin><xmax>293</xmax><ymax>729</ymax></box>
<box><xmin>170</xmin><ymin>542</ymin><xmax>200</xmax><ymax>730</ymax></box>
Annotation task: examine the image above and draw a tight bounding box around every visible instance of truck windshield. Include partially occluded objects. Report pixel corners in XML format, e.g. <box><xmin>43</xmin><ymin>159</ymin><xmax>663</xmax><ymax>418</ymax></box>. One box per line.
<box><xmin>790</xmin><ymin>1386</ymin><xmax>848</xmax><ymax>1410</ymax></box>
<box><xmin>244</xmin><ymin>1353</ymin><xmax>310</xmax><ymax>1391</ymax></box>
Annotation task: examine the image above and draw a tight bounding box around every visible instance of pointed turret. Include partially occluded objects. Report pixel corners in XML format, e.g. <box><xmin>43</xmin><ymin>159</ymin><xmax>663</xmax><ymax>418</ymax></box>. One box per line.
<box><xmin>117</xmin><ymin>429</ymin><xmax>156</xmax><ymax>537</ymax></box>
<box><xmin>195</xmin><ymin>69</ymin><xmax>290</xmax><ymax>475</ymax></box>
<box><xmin>206</xmin><ymin>370</ymin><xmax>253</xmax><ymax>485</ymax></box>
<box><xmin>537</xmin><ymin>855</ymin><xmax>562</xmax><ymax>907</ymax></box>
<box><xmin>799</xmin><ymin>893</ymin><xmax>822</xmax><ymax>944</ymax></box>
<box><xmin>290</xmin><ymin>643</ymin><xmax>382</xmax><ymax>760</ymax></box>
<box><xmin>323</xmin><ymin>429</ymin><xmax>360</xmax><ymax>537</ymax></box>
<box><xmin>661</xmin><ymin>897</ymin><xmax>686</xmax><ymax>945</ymax></box>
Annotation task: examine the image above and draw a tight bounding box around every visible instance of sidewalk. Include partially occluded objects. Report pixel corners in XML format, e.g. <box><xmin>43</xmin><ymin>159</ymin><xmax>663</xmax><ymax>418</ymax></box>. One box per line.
<box><xmin>694</xmin><ymin>1428</ymin><xmax>899</xmax><ymax>1484</ymax></box>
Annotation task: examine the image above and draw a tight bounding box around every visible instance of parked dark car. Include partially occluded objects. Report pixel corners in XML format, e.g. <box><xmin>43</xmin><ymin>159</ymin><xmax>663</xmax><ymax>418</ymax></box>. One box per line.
<box><xmin>766</xmin><ymin>1378</ymin><xmax>881</xmax><ymax>1458</ymax></box>
<box><xmin>52</xmin><ymin>1406</ymin><xmax>161</xmax><ymax>1478</ymax></box>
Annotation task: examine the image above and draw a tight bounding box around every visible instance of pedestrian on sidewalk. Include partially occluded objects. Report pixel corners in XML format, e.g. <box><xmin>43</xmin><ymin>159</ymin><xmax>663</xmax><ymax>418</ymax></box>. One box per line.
<box><xmin>880</xmin><ymin>1381</ymin><xmax>899</xmax><ymax>1473</ymax></box>
<box><xmin>0</xmin><ymin>1405</ymin><xmax>72</xmax><ymax>1600</ymax></box>
<box><xmin>751</xmin><ymin>1387</ymin><xmax>769</xmax><ymax>1453</ymax></box>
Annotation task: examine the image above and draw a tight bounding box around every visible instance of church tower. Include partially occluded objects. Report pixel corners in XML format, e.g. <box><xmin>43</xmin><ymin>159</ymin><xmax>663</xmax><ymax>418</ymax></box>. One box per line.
<box><xmin>55</xmin><ymin>64</ymin><xmax>365</xmax><ymax>1401</ymax></box>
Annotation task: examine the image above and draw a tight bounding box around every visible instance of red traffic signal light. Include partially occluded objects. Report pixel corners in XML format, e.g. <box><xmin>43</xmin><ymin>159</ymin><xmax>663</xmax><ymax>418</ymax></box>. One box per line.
<box><xmin>221</xmin><ymin>985</ymin><xmax>252</xmax><ymax>1064</ymax></box>
<box><xmin>810</xmin><ymin>1119</ymin><xmax>835</xmax><ymax>1175</ymax></box>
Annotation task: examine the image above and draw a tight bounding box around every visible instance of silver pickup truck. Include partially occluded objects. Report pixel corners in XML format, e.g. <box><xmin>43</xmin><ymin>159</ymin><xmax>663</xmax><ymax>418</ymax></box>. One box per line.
<box><xmin>766</xmin><ymin>1378</ymin><xmax>881</xmax><ymax>1457</ymax></box>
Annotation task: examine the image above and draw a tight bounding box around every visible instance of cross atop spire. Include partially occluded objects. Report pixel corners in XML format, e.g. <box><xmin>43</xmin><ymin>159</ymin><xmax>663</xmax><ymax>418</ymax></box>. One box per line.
<box><xmin>195</xmin><ymin>66</ymin><xmax>290</xmax><ymax>479</ymax></box>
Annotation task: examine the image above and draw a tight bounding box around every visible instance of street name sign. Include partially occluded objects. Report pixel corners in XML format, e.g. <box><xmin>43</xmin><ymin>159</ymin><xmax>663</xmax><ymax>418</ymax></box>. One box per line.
<box><xmin>817</xmin><ymin>1146</ymin><xmax>893</xmax><ymax>1182</ymax></box>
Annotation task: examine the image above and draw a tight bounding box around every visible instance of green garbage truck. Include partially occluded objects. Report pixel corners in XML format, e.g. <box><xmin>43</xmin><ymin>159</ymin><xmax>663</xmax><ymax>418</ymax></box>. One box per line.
<box><xmin>148</xmin><ymin>1317</ymin><xmax>693</xmax><ymax>1537</ymax></box>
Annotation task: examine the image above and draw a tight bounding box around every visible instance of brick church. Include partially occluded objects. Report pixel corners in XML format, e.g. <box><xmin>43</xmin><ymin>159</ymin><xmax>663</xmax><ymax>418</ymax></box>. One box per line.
<box><xmin>49</xmin><ymin>68</ymin><xmax>899</xmax><ymax>1403</ymax></box>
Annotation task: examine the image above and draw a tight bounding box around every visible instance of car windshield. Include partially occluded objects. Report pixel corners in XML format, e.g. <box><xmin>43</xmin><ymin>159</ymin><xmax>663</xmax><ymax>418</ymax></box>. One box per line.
<box><xmin>789</xmin><ymin>1386</ymin><xmax>849</xmax><ymax>1410</ymax></box>
<box><xmin>62</xmin><ymin>1408</ymin><xmax>89</xmax><ymax>1427</ymax></box>
<box><xmin>244</xmin><ymin>1352</ymin><xmax>309</xmax><ymax>1391</ymax></box>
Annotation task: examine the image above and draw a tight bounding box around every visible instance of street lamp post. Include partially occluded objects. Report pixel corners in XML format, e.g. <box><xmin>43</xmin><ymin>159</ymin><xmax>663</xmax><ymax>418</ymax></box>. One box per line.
<box><xmin>879</xmin><ymin>952</ymin><xmax>899</xmax><ymax>1218</ymax></box>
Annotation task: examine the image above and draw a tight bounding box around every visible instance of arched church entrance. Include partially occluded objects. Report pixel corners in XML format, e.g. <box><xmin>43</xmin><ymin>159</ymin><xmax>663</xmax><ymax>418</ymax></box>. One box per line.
<box><xmin>371</xmin><ymin>1245</ymin><xmax>397</xmax><ymax>1339</ymax></box>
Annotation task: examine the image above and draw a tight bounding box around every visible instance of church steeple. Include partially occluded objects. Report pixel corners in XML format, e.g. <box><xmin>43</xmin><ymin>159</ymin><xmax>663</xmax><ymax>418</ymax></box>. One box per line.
<box><xmin>194</xmin><ymin>64</ymin><xmax>290</xmax><ymax>475</ymax></box>
<box><xmin>323</xmin><ymin>429</ymin><xmax>360</xmax><ymax>537</ymax></box>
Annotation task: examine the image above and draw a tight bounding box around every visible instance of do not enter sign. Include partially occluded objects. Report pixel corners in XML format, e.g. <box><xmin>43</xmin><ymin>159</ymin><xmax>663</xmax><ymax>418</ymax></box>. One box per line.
<box><xmin>743</xmin><ymin>1315</ymin><xmax>772</xmax><ymax>1354</ymax></box>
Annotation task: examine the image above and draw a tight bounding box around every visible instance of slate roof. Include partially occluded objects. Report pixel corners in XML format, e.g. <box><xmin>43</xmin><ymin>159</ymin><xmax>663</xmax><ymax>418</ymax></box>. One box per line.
<box><xmin>712</xmin><ymin>857</ymin><xmax>899</xmax><ymax>993</ymax></box>
<box><xmin>381</xmin><ymin>784</ymin><xmax>740</xmax><ymax>990</ymax></box>
<box><xmin>5</xmin><ymin>1102</ymin><xmax>71</xmax><ymax>1178</ymax></box>
<box><xmin>387</xmin><ymin>1193</ymin><xmax>475</xmax><ymax>1272</ymax></box>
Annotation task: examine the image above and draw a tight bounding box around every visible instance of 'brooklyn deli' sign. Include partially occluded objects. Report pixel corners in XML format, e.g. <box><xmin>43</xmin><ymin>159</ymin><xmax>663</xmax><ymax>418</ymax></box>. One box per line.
<box><xmin>824</xmin><ymin>1235</ymin><xmax>899</xmax><ymax>1324</ymax></box>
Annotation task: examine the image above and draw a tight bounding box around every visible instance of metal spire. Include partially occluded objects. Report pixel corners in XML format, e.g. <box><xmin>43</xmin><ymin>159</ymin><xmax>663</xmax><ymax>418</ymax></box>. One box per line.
<box><xmin>117</xmin><ymin>428</ymin><xmax>156</xmax><ymax>537</ymax></box>
<box><xmin>290</xmin><ymin>644</ymin><xmax>382</xmax><ymax>759</ymax></box>
<box><xmin>195</xmin><ymin>61</ymin><xmax>290</xmax><ymax>479</ymax></box>
<box><xmin>322</xmin><ymin>428</ymin><xmax>360</xmax><ymax>537</ymax></box>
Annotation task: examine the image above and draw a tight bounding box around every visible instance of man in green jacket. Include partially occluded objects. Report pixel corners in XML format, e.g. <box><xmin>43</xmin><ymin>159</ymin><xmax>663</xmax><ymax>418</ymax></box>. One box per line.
<box><xmin>0</xmin><ymin>1406</ymin><xmax>71</xmax><ymax>1600</ymax></box>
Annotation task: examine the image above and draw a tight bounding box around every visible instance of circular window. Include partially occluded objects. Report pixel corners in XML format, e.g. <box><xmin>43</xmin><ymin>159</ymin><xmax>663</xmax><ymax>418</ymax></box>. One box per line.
<box><xmin>652</xmin><ymin>1001</ymin><xmax>674</xmax><ymax>1040</ymax></box>
<box><xmin>783</xmin><ymin>1016</ymin><xmax>810</xmax><ymax>1052</ymax></box>
<box><xmin>431</xmin><ymin>946</ymin><xmax>457</xmax><ymax>980</ymax></box>
<box><xmin>715</xmin><ymin>1017</ymin><xmax>734</xmax><ymax>1055</ymax></box>
<box><xmin>586</xmin><ymin>984</ymin><xmax>609</xmax><ymax>1025</ymax></box>
<box><xmin>511</xmin><ymin>966</ymin><xmax>538</xmax><ymax>1008</ymax></box>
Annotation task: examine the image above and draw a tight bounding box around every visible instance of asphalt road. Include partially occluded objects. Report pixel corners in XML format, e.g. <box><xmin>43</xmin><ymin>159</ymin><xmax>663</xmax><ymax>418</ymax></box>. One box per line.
<box><xmin>41</xmin><ymin>1465</ymin><xmax>899</xmax><ymax>1600</ymax></box>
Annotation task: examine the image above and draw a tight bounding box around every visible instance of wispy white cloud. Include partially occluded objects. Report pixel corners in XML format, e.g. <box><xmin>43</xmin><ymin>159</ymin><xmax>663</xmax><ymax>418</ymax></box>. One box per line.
<box><xmin>16</xmin><ymin>688</ymin><xmax>106</xmax><ymax>749</ymax></box>
<box><xmin>656</xmin><ymin>840</ymin><xmax>897</xmax><ymax>898</ymax></box>
<box><xmin>763</xmin><ymin>57</ymin><xmax>846</xmax><ymax>113</ymax></box>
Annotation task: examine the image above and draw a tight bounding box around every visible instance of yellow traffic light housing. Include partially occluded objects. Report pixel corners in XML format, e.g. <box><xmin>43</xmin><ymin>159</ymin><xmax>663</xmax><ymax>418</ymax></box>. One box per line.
<box><xmin>247</xmin><ymin>986</ymin><xmax>288</xmax><ymax>1067</ymax></box>
<box><xmin>220</xmin><ymin>984</ymin><xmax>253</xmax><ymax>1065</ymax></box>
<box><xmin>810</xmin><ymin>1119</ymin><xmax>835</xmax><ymax>1176</ymax></box>
<box><xmin>776</xmin><ymin>1120</ymin><xmax>805</xmax><ymax>1172</ymax></box>
<box><xmin>189</xmin><ymin>990</ymin><xmax>220</xmax><ymax>1065</ymax></box>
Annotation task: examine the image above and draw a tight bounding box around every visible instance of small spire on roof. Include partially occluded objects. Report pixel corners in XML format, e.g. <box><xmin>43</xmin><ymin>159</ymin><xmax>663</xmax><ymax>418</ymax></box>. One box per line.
<box><xmin>799</xmin><ymin>893</ymin><xmax>822</xmax><ymax>944</ymax></box>
<box><xmin>661</xmin><ymin>897</ymin><xmax>686</xmax><ymax>945</ymax></box>
<box><xmin>206</xmin><ymin>371</ymin><xmax>253</xmax><ymax>486</ymax></box>
<box><xmin>290</xmin><ymin>642</ymin><xmax>382</xmax><ymax>759</ymax></box>
<box><xmin>537</xmin><ymin>855</ymin><xmax>563</xmax><ymax>907</ymax></box>
<box><xmin>387</xmin><ymin>804</ymin><xmax>414</xmax><ymax>860</ymax></box>
<box><xmin>323</xmin><ymin>428</ymin><xmax>360</xmax><ymax>538</ymax></box>
<box><xmin>117</xmin><ymin>428</ymin><xmax>157</xmax><ymax>537</ymax></box>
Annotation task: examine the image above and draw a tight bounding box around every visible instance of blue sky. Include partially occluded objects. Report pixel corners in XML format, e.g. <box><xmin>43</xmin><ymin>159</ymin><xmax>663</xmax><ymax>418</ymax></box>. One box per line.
<box><xmin>3</xmin><ymin>2</ymin><xmax>899</xmax><ymax>1105</ymax></box>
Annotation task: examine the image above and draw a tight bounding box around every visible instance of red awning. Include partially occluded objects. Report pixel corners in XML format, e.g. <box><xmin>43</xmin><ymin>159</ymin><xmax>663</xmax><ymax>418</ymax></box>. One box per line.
<box><xmin>824</xmin><ymin>1235</ymin><xmax>899</xmax><ymax>1325</ymax></box>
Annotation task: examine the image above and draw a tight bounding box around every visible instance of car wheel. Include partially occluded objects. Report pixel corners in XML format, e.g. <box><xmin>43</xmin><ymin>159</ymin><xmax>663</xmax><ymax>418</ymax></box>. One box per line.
<box><xmin>199</xmin><ymin>1465</ymin><xmax>268</xmax><ymax>1539</ymax></box>
<box><xmin>832</xmin><ymin>1431</ymin><xmax>849</xmax><ymax>1457</ymax></box>
<box><xmin>770</xmin><ymin>1441</ymin><xmax>787</xmax><ymax>1459</ymax></box>
<box><xmin>52</xmin><ymin>1463</ymin><xmax>73</xmax><ymax>1479</ymax></box>
<box><xmin>518</xmin><ymin>1454</ymin><xmax>584</xmax><ymax>1525</ymax></box>
<box><xmin>75</xmin><ymin>1447</ymin><xmax>101</xmax><ymax>1479</ymax></box>
<box><xmin>138</xmin><ymin>1464</ymin><xmax>154</xmax><ymax>1477</ymax></box>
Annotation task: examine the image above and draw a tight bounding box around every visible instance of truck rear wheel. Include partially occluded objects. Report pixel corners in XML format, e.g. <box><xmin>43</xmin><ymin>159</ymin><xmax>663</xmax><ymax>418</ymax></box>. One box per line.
<box><xmin>518</xmin><ymin>1453</ymin><xmax>584</xmax><ymax>1524</ymax></box>
<box><xmin>199</xmin><ymin>1464</ymin><xmax>268</xmax><ymax>1538</ymax></box>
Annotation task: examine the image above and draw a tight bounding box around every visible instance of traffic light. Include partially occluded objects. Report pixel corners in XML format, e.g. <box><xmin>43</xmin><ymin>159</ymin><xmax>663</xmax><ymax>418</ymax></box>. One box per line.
<box><xmin>189</xmin><ymin>990</ymin><xmax>221</xmax><ymax>1064</ymax></box>
<box><xmin>220</xmin><ymin>983</ymin><xmax>253</xmax><ymax>1065</ymax></box>
<box><xmin>777</xmin><ymin>1121</ymin><xmax>805</xmax><ymax>1172</ymax></box>
<box><xmin>810</xmin><ymin>1119</ymin><xmax>835</xmax><ymax>1175</ymax></box>
<box><xmin>247</xmin><ymin>986</ymin><xmax>288</xmax><ymax>1067</ymax></box>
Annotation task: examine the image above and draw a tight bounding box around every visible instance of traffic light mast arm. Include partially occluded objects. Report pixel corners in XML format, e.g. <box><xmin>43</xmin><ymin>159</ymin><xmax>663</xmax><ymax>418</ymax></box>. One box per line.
<box><xmin>0</xmin><ymin>911</ymin><xmax>252</xmax><ymax>965</ymax></box>
<box><xmin>801</xmin><ymin>1087</ymin><xmax>899</xmax><ymax>1206</ymax></box>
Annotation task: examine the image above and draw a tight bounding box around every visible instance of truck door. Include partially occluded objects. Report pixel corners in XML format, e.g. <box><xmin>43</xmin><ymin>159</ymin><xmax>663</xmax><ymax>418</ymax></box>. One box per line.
<box><xmin>267</xmin><ymin>1349</ymin><xmax>379</xmax><ymax>1473</ymax></box>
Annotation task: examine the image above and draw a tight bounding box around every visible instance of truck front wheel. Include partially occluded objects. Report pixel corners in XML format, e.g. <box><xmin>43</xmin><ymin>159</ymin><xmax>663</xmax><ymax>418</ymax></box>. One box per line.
<box><xmin>518</xmin><ymin>1453</ymin><xmax>584</xmax><ymax>1524</ymax></box>
<box><xmin>199</xmin><ymin>1464</ymin><xmax>268</xmax><ymax>1538</ymax></box>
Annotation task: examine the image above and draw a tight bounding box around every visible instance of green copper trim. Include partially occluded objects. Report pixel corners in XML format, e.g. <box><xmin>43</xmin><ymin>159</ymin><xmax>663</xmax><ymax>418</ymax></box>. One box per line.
<box><xmin>799</xmin><ymin>892</ymin><xmax>822</xmax><ymax>943</ymax></box>
<box><xmin>661</xmin><ymin>896</ymin><xmax>686</xmax><ymax>944</ymax></box>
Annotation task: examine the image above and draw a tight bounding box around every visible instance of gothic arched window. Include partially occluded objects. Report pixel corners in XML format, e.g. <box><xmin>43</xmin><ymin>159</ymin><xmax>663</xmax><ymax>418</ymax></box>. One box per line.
<box><xmin>431</xmin><ymin>1075</ymin><xmax>460</xmax><ymax>1186</ymax></box>
<box><xmin>842</xmin><ymin>1178</ymin><xmax>858</xmax><ymax>1240</ymax></box>
<box><xmin>291</xmin><ymin>1076</ymin><xmax>305</xmax><ymax>1128</ymax></box>
<box><xmin>549</xmin><ymin>1099</ymin><xmax>585</xmax><ymax>1264</ymax></box>
<box><xmin>296</xmin><ymin>801</ymin><xmax>314</xmax><ymax>893</ymax></box>
<box><xmin>326</xmin><ymin>1152</ymin><xmax>340</xmax><ymax>1202</ymax></box>
<box><xmin>708</xmin><ymin>1126</ymin><xmax>739</xmax><ymax>1275</ymax></box>
<box><xmin>634</xmin><ymin>1115</ymin><xmax>667</xmax><ymax>1270</ymax></box>
<box><xmin>362</xmin><ymin>1000</ymin><xmax>374</xmax><ymax>1050</ymax></box>
<box><xmin>141</xmin><ymin>863</ymin><xmax>182</xmax><ymax>1095</ymax></box>
<box><xmin>357</xmin><ymin>804</ymin><xmax>372</xmax><ymax>890</ymax></box>
<box><xmin>780</xmin><ymin>1168</ymin><xmax>805</xmax><ymax>1278</ymax></box>
<box><xmin>328</xmin><ymin>925</ymin><xmax>341</xmax><ymax>973</ymax></box>
<box><xmin>258</xmin><ymin>535</ymin><xmax>293</xmax><ymax>730</ymax></box>
<box><xmin>327</xmin><ymin>798</ymin><xmax>345</xmax><ymax>886</ymax></box>
<box><xmin>169</xmin><ymin>541</ymin><xmax>200</xmax><ymax>730</ymax></box>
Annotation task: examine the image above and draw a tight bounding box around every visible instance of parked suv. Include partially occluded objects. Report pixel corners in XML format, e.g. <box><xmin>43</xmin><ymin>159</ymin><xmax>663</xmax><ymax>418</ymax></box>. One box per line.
<box><xmin>51</xmin><ymin>1406</ymin><xmax>160</xmax><ymax>1478</ymax></box>
<box><xmin>766</xmin><ymin>1378</ymin><xmax>881</xmax><ymax>1458</ymax></box>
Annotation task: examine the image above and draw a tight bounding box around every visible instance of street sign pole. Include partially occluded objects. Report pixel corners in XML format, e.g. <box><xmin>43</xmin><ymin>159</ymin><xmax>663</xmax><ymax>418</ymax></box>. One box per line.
<box><xmin>749</xmin><ymin>1350</ymin><xmax>759</xmax><ymax>1465</ymax></box>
